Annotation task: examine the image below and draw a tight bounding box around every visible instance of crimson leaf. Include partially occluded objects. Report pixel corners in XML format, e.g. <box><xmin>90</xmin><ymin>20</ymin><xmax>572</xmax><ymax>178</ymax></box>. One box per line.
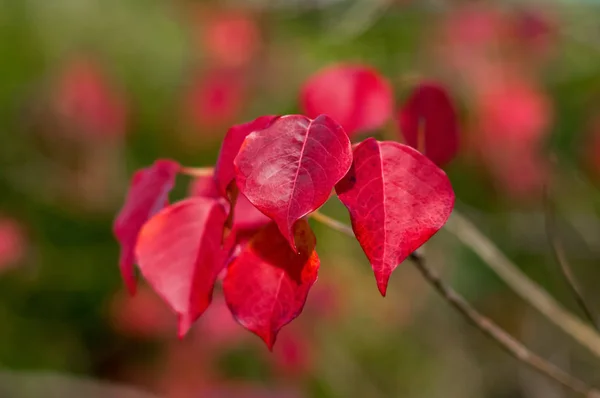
<box><xmin>397</xmin><ymin>82</ymin><xmax>459</xmax><ymax>167</ymax></box>
<box><xmin>135</xmin><ymin>197</ymin><xmax>228</xmax><ymax>337</ymax></box>
<box><xmin>214</xmin><ymin>115</ymin><xmax>279</xmax><ymax>207</ymax></box>
<box><xmin>223</xmin><ymin>219</ymin><xmax>319</xmax><ymax>349</ymax></box>
<box><xmin>336</xmin><ymin>138</ymin><xmax>455</xmax><ymax>296</ymax></box>
<box><xmin>234</xmin><ymin>114</ymin><xmax>352</xmax><ymax>251</ymax></box>
<box><xmin>113</xmin><ymin>159</ymin><xmax>180</xmax><ymax>295</ymax></box>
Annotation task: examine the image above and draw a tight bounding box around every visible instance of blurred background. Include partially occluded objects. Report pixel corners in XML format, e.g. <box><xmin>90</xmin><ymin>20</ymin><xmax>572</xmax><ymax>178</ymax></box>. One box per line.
<box><xmin>1</xmin><ymin>0</ymin><xmax>600</xmax><ymax>397</ymax></box>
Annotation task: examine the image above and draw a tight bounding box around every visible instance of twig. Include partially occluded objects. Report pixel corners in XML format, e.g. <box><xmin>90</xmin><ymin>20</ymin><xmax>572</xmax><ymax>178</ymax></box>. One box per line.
<box><xmin>310</xmin><ymin>210</ymin><xmax>354</xmax><ymax>236</ymax></box>
<box><xmin>445</xmin><ymin>211</ymin><xmax>600</xmax><ymax>359</ymax></box>
<box><xmin>310</xmin><ymin>210</ymin><xmax>600</xmax><ymax>396</ymax></box>
<box><xmin>543</xmin><ymin>184</ymin><xmax>598</xmax><ymax>330</ymax></box>
<box><xmin>179</xmin><ymin>166</ymin><xmax>213</xmax><ymax>178</ymax></box>
<box><xmin>409</xmin><ymin>251</ymin><xmax>599</xmax><ymax>397</ymax></box>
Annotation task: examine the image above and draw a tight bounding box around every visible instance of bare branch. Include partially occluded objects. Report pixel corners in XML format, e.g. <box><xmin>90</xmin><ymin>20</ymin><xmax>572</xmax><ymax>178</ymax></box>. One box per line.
<box><xmin>179</xmin><ymin>167</ymin><xmax>214</xmax><ymax>178</ymax></box>
<box><xmin>543</xmin><ymin>184</ymin><xmax>598</xmax><ymax>330</ymax></box>
<box><xmin>311</xmin><ymin>210</ymin><xmax>600</xmax><ymax>396</ymax></box>
<box><xmin>445</xmin><ymin>211</ymin><xmax>600</xmax><ymax>359</ymax></box>
<box><xmin>409</xmin><ymin>251</ymin><xmax>599</xmax><ymax>397</ymax></box>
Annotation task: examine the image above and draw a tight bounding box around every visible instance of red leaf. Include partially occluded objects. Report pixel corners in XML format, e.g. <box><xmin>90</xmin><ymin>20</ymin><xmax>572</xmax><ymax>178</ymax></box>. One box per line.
<box><xmin>214</xmin><ymin>115</ymin><xmax>279</xmax><ymax>201</ymax></box>
<box><xmin>185</xmin><ymin>68</ymin><xmax>248</xmax><ymax>130</ymax></box>
<box><xmin>201</xmin><ymin>10</ymin><xmax>261</xmax><ymax>68</ymax></box>
<box><xmin>223</xmin><ymin>220</ymin><xmax>319</xmax><ymax>349</ymax></box>
<box><xmin>234</xmin><ymin>114</ymin><xmax>352</xmax><ymax>251</ymax></box>
<box><xmin>55</xmin><ymin>57</ymin><xmax>127</xmax><ymax>139</ymax></box>
<box><xmin>335</xmin><ymin>138</ymin><xmax>455</xmax><ymax>296</ymax></box>
<box><xmin>109</xmin><ymin>285</ymin><xmax>175</xmax><ymax>338</ymax></box>
<box><xmin>135</xmin><ymin>197</ymin><xmax>228</xmax><ymax>337</ymax></box>
<box><xmin>397</xmin><ymin>82</ymin><xmax>460</xmax><ymax>167</ymax></box>
<box><xmin>113</xmin><ymin>159</ymin><xmax>180</xmax><ymax>295</ymax></box>
<box><xmin>300</xmin><ymin>64</ymin><xmax>393</xmax><ymax>137</ymax></box>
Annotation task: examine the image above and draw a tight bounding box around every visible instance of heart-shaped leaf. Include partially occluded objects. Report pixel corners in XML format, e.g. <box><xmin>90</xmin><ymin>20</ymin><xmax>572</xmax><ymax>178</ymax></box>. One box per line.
<box><xmin>397</xmin><ymin>82</ymin><xmax>459</xmax><ymax>167</ymax></box>
<box><xmin>135</xmin><ymin>197</ymin><xmax>228</xmax><ymax>337</ymax></box>
<box><xmin>113</xmin><ymin>159</ymin><xmax>180</xmax><ymax>295</ymax></box>
<box><xmin>214</xmin><ymin>115</ymin><xmax>280</xmax><ymax>201</ymax></box>
<box><xmin>223</xmin><ymin>219</ymin><xmax>319</xmax><ymax>349</ymax></box>
<box><xmin>300</xmin><ymin>64</ymin><xmax>393</xmax><ymax>137</ymax></box>
<box><xmin>336</xmin><ymin>138</ymin><xmax>455</xmax><ymax>296</ymax></box>
<box><xmin>234</xmin><ymin>114</ymin><xmax>352</xmax><ymax>251</ymax></box>
<box><xmin>214</xmin><ymin>115</ymin><xmax>279</xmax><ymax>232</ymax></box>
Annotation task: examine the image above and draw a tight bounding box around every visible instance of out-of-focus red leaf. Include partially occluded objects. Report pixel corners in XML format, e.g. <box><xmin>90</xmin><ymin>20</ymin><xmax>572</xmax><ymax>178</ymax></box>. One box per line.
<box><xmin>465</xmin><ymin>76</ymin><xmax>551</xmax><ymax>200</ymax></box>
<box><xmin>201</xmin><ymin>11</ymin><xmax>261</xmax><ymax>68</ymax></box>
<box><xmin>109</xmin><ymin>285</ymin><xmax>175</xmax><ymax>338</ymax></box>
<box><xmin>433</xmin><ymin>4</ymin><xmax>508</xmax><ymax>94</ymax></box>
<box><xmin>0</xmin><ymin>218</ymin><xmax>25</xmax><ymax>273</ymax></box>
<box><xmin>487</xmin><ymin>146</ymin><xmax>548</xmax><ymax>199</ymax></box>
<box><xmin>214</xmin><ymin>115</ymin><xmax>279</xmax><ymax>202</ymax></box>
<box><xmin>54</xmin><ymin>57</ymin><xmax>127</xmax><ymax>139</ymax></box>
<box><xmin>113</xmin><ymin>159</ymin><xmax>180</xmax><ymax>295</ymax></box>
<box><xmin>234</xmin><ymin>114</ymin><xmax>352</xmax><ymax>250</ymax></box>
<box><xmin>193</xmin><ymin>295</ymin><xmax>245</xmax><ymax>347</ymax></box>
<box><xmin>442</xmin><ymin>5</ymin><xmax>506</xmax><ymax>52</ymax></box>
<box><xmin>223</xmin><ymin>220</ymin><xmax>319</xmax><ymax>349</ymax></box>
<box><xmin>476</xmin><ymin>78</ymin><xmax>551</xmax><ymax>146</ymax></box>
<box><xmin>270</xmin><ymin>331</ymin><xmax>313</xmax><ymax>377</ymax></box>
<box><xmin>510</xmin><ymin>8</ymin><xmax>556</xmax><ymax>60</ymax></box>
<box><xmin>336</xmin><ymin>138</ymin><xmax>455</xmax><ymax>296</ymax></box>
<box><xmin>397</xmin><ymin>82</ymin><xmax>460</xmax><ymax>167</ymax></box>
<box><xmin>135</xmin><ymin>197</ymin><xmax>227</xmax><ymax>337</ymax></box>
<box><xmin>300</xmin><ymin>64</ymin><xmax>393</xmax><ymax>137</ymax></box>
<box><xmin>185</xmin><ymin>68</ymin><xmax>247</xmax><ymax>130</ymax></box>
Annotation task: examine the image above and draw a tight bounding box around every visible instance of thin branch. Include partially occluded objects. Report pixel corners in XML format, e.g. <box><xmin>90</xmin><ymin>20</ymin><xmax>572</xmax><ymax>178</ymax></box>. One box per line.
<box><xmin>409</xmin><ymin>252</ymin><xmax>599</xmax><ymax>397</ymax></box>
<box><xmin>310</xmin><ymin>210</ymin><xmax>354</xmax><ymax>236</ymax></box>
<box><xmin>445</xmin><ymin>211</ymin><xmax>600</xmax><ymax>359</ymax></box>
<box><xmin>310</xmin><ymin>210</ymin><xmax>600</xmax><ymax>396</ymax></box>
<box><xmin>179</xmin><ymin>166</ymin><xmax>214</xmax><ymax>178</ymax></box>
<box><xmin>543</xmin><ymin>184</ymin><xmax>598</xmax><ymax>330</ymax></box>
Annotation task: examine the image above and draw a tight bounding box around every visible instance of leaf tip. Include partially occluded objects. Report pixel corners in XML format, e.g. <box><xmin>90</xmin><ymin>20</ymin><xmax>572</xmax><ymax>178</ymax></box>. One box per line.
<box><xmin>282</xmin><ymin>227</ymin><xmax>298</xmax><ymax>253</ymax></box>
<box><xmin>177</xmin><ymin>313</ymin><xmax>194</xmax><ymax>339</ymax></box>
<box><xmin>119</xmin><ymin>258</ymin><xmax>137</xmax><ymax>296</ymax></box>
<box><xmin>125</xmin><ymin>279</ymin><xmax>137</xmax><ymax>296</ymax></box>
<box><xmin>261</xmin><ymin>330</ymin><xmax>278</xmax><ymax>351</ymax></box>
<box><xmin>376</xmin><ymin>275</ymin><xmax>390</xmax><ymax>297</ymax></box>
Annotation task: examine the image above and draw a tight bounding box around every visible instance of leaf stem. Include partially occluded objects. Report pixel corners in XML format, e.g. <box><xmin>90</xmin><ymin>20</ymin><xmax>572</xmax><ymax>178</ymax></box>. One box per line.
<box><xmin>311</xmin><ymin>210</ymin><xmax>600</xmax><ymax>396</ymax></box>
<box><xmin>445</xmin><ymin>210</ymin><xmax>600</xmax><ymax>359</ymax></box>
<box><xmin>310</xmin><ymin>210</ymin><xmax>354</xmax><ymax>236</ymax></box>
<box><xmin>543</xmin><ymin>184</ymin><xmax>598</xmax><ymax>330</ymax></box>
<box><xmin>179</xmin><ymin>166</ymin><xmax>214</xmax><ymax>178</ymax></box>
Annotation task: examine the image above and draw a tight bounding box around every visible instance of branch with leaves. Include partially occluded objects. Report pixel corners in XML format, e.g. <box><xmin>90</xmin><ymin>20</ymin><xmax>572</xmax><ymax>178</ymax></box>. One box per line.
<box><xmin>112</xmin><ymin>67</ymin><xmax>599</xmax><ymax>393</ymax></box>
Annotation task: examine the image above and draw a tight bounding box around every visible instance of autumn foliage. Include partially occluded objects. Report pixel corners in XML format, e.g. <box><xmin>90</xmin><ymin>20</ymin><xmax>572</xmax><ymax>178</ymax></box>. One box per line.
<box><xmin>114</xmin><ymin>67</ymin><xmax>458</xmax><ymax>348</ymax></box>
